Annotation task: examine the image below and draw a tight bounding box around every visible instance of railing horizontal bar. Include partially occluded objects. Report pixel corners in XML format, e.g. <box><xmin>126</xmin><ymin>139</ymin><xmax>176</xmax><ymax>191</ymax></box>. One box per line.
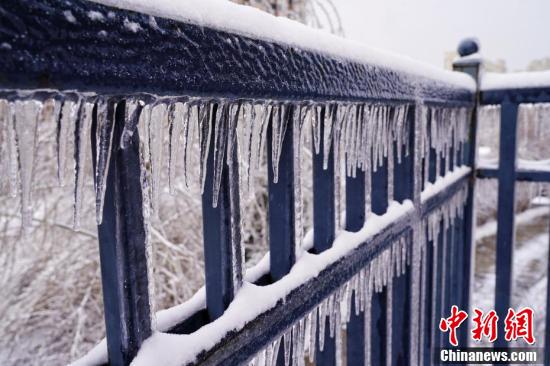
<box><xmin>481</xmin><ymin>87</ymin><xmax>550</xmax><ymax>105</ymax></box>
<box><xmin>163</xmin><ymin>175</ymin><xmax>469</xmax><ymax>366</ymax></box>
<box><xmin>476</xmin><ymin>167</ymin><xmax>550</xmax><ymax>182</ymax></box>
<box><xmin>0</xmin><ymin>0</ymin><xmax>473</xmax><ymax>105</ymax></box>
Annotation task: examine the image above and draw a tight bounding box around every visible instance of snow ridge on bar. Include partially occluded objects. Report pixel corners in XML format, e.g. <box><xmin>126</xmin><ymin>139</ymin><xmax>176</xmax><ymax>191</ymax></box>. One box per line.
<box><xmin>482</xmin><ymin>70</ymin><xmax>550</xmax><ymax>91</ymax></box>
<box><xmin>90</xmin><ymin>0</ymin><xmax>475</xmax><ymax>93</ymax></box>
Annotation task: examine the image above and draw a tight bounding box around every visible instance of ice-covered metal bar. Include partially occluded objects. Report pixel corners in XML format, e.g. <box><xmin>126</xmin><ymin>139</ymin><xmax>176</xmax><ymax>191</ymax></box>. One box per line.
<box><xmin>0</xmin><ymin>0</ymin><xmax>474</xmax><ymax>104</ymax></box>
<box><xmin>93</xmin><ymin>101</ymin><xmax>152</xmax><ymax>365</ymax></box>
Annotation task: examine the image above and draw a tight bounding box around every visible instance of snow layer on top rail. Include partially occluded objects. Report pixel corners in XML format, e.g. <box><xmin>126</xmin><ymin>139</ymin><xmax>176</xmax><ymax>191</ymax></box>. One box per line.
<box><xmin>92</xmin><ymin>0</ymin><xmax>474</xmax><ymax>92</ymax></box>
<box><xmin>482</xmin><ymin>71</ymin><xmax>550</xmax><ymax>91</ymax></box>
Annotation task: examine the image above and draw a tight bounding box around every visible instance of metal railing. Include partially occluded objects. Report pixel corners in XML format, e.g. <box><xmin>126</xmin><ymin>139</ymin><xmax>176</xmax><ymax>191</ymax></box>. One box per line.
<box><xmin>477</xmin><ymin>80</ymin><xmax>550</xmax><ymax>362</ymax></box>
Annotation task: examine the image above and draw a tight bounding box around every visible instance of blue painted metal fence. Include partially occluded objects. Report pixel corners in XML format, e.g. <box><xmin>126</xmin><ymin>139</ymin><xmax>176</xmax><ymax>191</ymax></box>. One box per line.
<box><xmin>477</xmin><ymin>84</ymin><xmax>550</xmax><ymax>364</ymax></box>
<box><xmin>1</xmin><ymin>1</ymin><xmax>548</xmax><ymax>366</ymax></box>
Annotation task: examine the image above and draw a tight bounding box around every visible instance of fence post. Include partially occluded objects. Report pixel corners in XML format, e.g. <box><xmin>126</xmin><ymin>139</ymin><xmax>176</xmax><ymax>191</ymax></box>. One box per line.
<box><xmin>452</xmin><ymin>38</ymin><xmax>482</xmax><ymax>346</ymax></box>
<box><xmin>202</xmin><ymin>103</ymin><xmax>243</xmax><ymax>320</ymax></box>
<box><xmin>494</xmin><ymin>99</ymin><xmax>518</xmax><ymax>350</ymax></box>
<box><xmin>93</xmin><ymin>100</ymin><xmax>152</xmax><ymax>365</ymax></box>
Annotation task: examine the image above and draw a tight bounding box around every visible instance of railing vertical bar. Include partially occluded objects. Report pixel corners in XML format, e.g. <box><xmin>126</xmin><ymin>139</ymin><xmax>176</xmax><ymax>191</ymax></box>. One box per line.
<box><xmin>266</xmin><ymin>105</ymin><xmax>298</xmax><ymax>365</ymax></box>
<box><xmin>494</xmin><ymin>99</ymin><xmax>519</xmax><ymax>351</ymax></box>
<box><xmin>421</xmin><ymin>225</ymin><xmax>434</xmax><ymax>366</ymax></box>
<box><xmin>371</xmin><ymin>154</ymin><xmax>389</xmax><ymax>366</ymax></box>
<box><xmin>432</xmin><ymin>221</ymin><xmax>444</xmax><ymax>355</ymax></box>
<box><xmin>268</xmin><ymin>105</ymin><xmax>296</xmax><ymax>281</ymax></box>
<box><xmin>453</xmin><ymin>56</ymin><xmax>481</xmax><ymax>347</ymax></box>
<box><xmin>452</xmin><ymin>216</ymin><xmax>464</xmax><ymax>313</ymax></box>
<box><xmin>314</xmin><ymin>105</ymin><xmax>336</xmax><ymax>366</ymax></box>
<box><xmin>345</xmin><ymin>107</ymin><xmax>366</xmax><ymax>365</ymax></box>
<box><xmin>347</xmin><ymin>293</ymin><xmax>365</xmax><ymax>365</ymax></box>
<box><xmin>391</xmin><ymin>107</ymin><xmax>415</xmax><ymax>365</ymax></box>
<box><xmin>442</xmin><ymin>221</ymin><xmax>454</xmax><ymax>348</ymax></box>
<box><xmin>371</xmin><ymin>289</ymin><xmax>388</xmax><ymax>366</ymax></box>
<box><xmin>392</xmin><ymin>260</ymin><xmax>411</xmax><ymax>365</ymax></box>
<box><xmin>93</xmin><ymin>100</ymin><xmax>152</xmax><ymax>365</ymax></box>
<box><xmin>202</xmin><ymin>103</ymin><xmax>243</xmax><ymax>321</ymax></box>
<box><xmin>313</xmin><ymin>105</ymin><xmax>336</xmax><ymax>253</ymax></box>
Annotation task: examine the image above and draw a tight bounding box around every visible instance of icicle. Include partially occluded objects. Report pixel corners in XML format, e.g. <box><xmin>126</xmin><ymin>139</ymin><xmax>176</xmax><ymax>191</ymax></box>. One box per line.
<box><xmin>293</xmin><ymin>105</ymin><xmax>304</xmax><ymax>254</ymax></box>
<box><xmin>1</xmin><ymin>100</ymin><xmax>18</xmax><ymax>197</ymax></box>
<box><xmin>318</xmin><ymin>299</ymin><xmax>327</xmax><ymax>352</ymax></box>
<box><xmin>74</xmin><ymin>101</ymin><xmax>94</xmax><ymax>230</ymax></box>
<box><xmin>168</xmin><ymin>101</ymin><xmax>188</xmax><ymax>195</ymax></box>
<box><xmin>322</xmin><ymin>104</ymin><xmax>334</xmax><ymax>170</ymax></box>
<box><xmin>225</xmin><ymin>102</ymin><xmax>241</xmax><ymax>167</ymax></box>
<box><xmin>306</xmin><ymin>309</ymin><xmax>317</xmax><ymax>363</ymax></box>
<box><xmin>57</xmin><ymin>98</ymin><xmax>79</xmax><ymax>187</ymax></box>
<box><xmin>311</xmin><ymin>104</ymin><xmax>321</xmax><ymax>155</ymax></box>
<box><xmin>271</xmin><ymin>337</ymin><xmax>282</xmax><ymax>366</ymax></box>
<box><xmin>94</xmin><ymin>98</ymin><xmax>117</xmax><ymax>224</ymax></box>
<box><xmin>212</xmin><ymin>101</ymin><xmax>228</xmax><ymax>208</ymax></box>
<box><xmin>13</xmin><ymin>99</ymin><xmax>42</xmax><ymax>229</ymax></box>
<box><xmin>291</xmin><ymin>322</ymin><xmax>300</xmax><ymax>366</ymax></box>
<box><xmin>148</xmin><ymin>102</ymin><xmax>169</xmax><ymax>212</ymax></box>
<box><xmin>256</xmin><ymin>349</ymin><xmax>266</xmax><ymax>366</ymax></box>
<box><xmin>199</xmin><ymin>102</ymin><xmax>212</xmax><ymax>194</ymax></box>
<box><xmin>271</xmin><ymin>104</ymin><xmax>289</xmax><ymax>183</ymax></box>
<box><xmin>283</xmin><ymin>329</ymin><xmax>292</xmax><ymax>366</ymax></box>
<box><xmin>264</xmin><ymin>341</ymin><xmax>274</xmax><ymax>366</ymax></box>
<box><xmin>183</xmin><ymin>102</ymin><xmax>199</xmax><ymax>190</ymax></box>
<box><xmin>120</xmin><ymin>98</ymin><xmax>144</xmax><ymax>150</ymax></box>
<box><xmin>325</xmin><ymin>293</ymin><xmax>335</xmax><ymax>339</ymax></box>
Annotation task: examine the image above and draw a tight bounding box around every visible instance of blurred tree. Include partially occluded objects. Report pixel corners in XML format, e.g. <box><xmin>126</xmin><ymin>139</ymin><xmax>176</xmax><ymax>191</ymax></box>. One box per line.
<box><xmin>232</xmin><ymin>0</ymin><xmax>344</xmax><ymax>35</ymax></box>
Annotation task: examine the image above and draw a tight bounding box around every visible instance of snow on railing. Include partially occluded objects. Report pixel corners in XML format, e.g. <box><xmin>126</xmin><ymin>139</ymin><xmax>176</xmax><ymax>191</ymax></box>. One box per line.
<box><xmin>482</xmin><ymin>70</ymin><xmax>550</xmax><ymax>91</ymax></box>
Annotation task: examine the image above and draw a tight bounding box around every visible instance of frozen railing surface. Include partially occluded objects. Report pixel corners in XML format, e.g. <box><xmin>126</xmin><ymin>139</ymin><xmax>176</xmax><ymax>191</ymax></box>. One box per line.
<box><xmin>476</xmin><ymin>68</ymin><xmax>550</xmax><ymax>360</ymax></box>
<box><xmin>1</xmin><ymin>0</ymin><xmax>478</xmax><ymax>366</ymax></box>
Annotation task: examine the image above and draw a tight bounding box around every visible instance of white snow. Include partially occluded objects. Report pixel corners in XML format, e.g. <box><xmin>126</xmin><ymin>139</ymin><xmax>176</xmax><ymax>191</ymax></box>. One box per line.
<box><xmin>475</xmin><ymin>206</ymin><xmax>549</xmax><ymax>242</ymax></box>
<box><xmin>478</xmin><ymin>158</ymin><xmax>550</xmax><ymax>172</ymax></box>
<box><xmin>482</xmin><ymin>71</ymin><xmax>550</xmax><ymax>91</ymax></box>
<box><xmin>420</xmin><ymin>166</ymin><xmax>471</xmax><ymax>202</ymax></box>
<box><xmin>87</xmin><ymin>10</ymin><xmax>105</xmax><ymax>21</ymax></box>
<box><xmin>123</xmin><ymin>18</ymin><xmax>142</xmax><ymax>32</ymax></box>
<box><xmin>64</xmin><ymin>10</ymin><xmax>77</xmax><ymax>24</ymax></box>
<box><xmin>90</xmin><ymin>0</ymin><xmax>475</xmax><ymax>92</ymax></box>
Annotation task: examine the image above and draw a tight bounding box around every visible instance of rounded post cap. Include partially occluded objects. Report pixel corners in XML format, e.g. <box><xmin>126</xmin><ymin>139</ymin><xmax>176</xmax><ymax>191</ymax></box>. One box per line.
<box><xmin>457</xmin><ymin>38</ymin><xmax>480</xmax><ymax>57</ymax></box>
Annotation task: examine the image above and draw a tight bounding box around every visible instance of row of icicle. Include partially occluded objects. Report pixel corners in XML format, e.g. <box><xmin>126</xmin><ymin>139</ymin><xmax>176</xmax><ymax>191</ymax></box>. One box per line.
<box><xmin>247</xmin><ymin>232</ymin><xmax>411</xmax><ymax>366</ymax></box>
<box><xmin>247</xmin><ymin>180</ymin><xmax>468</xmax><ymax>366</ymax></box>
<box><xmin>418</xmin><ymin>183</ymin><xmax>468</xmax><ymax>366</ymax></box>
<box><xmin>0</xmin><ymin>90</ymin><xmax>473</xmax><ymax>233</ymax></box>
<box><xmin>246</xmin><ymin>183</ymin><xmax>468</xmax><ymax>366</ymax></box>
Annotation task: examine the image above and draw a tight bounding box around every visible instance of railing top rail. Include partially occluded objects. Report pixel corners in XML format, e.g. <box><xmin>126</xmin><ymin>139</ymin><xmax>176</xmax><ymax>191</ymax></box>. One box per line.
<box><xmin>480</xmin><ymin>71</ymin><xmax>550</xmax><ymax>104</ymax></box>
<box><xmin>1</xmin><ymin>0</ymin><xmax>474</xmax><ymax>104</ymax></box>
